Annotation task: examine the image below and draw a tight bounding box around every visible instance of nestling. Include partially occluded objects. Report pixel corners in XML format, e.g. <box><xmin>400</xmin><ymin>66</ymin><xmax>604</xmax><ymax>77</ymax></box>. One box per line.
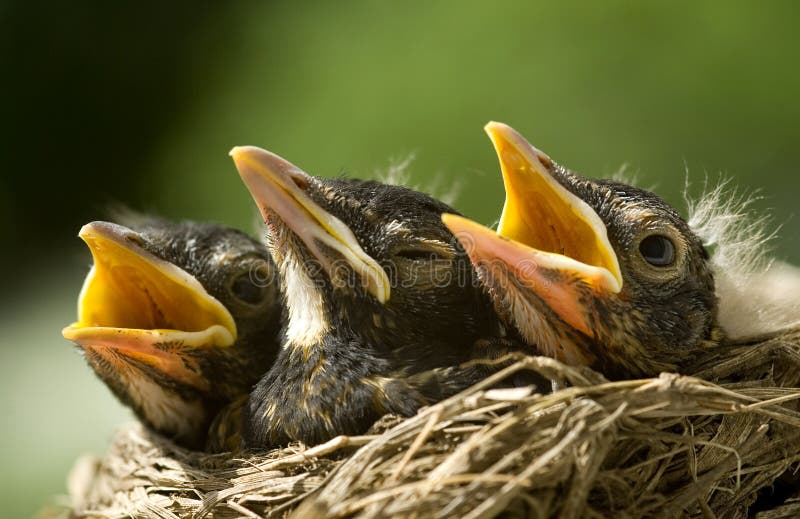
<box><xmin>230</xmin><ymin>146</ymin><xmax>537</xmax><ymax>447</ymax></box>
<box><xmin>444</xmin><ymin>122</ymin><xmax>721</xmax><ymax>379</ymax></box>
<box><xmin>63</xmin><ymin>215</ymin><xmax>283</xmax><ymax>449</ymax></box>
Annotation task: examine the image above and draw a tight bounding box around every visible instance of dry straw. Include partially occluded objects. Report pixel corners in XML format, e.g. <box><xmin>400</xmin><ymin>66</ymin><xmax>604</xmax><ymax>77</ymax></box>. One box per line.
<box><xmin>48</xmin><ymin>329</ymin><xmax>800</xmax><ymax>518</ymax></box>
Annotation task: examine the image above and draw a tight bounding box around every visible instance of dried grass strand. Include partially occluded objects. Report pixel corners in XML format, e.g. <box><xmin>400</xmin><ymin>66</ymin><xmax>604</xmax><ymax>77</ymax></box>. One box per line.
<box><xmin>46</xmin><ymin>329</ymin><xmax>800</xmax><ymax>519</ymax></box>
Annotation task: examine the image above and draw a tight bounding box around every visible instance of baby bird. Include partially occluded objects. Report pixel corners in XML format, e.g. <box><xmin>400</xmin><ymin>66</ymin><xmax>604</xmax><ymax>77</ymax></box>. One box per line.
<box><xmin>230</xmin><ymin>146</ymin><xmax>524</xmax><ymax>448</ymax></box>
<box><xmin>443</xmin><ymin>122</ymin><xmax>720</xmax><ymax>379</ymax></box>
<box><xmin>63</xmin><ymin>215</ymin><xmax>283</xmax><ymax>449</ymax></box>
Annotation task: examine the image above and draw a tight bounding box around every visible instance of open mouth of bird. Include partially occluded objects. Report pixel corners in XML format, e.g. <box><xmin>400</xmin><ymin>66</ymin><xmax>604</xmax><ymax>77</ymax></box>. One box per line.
<box><xmin>443</xmin><ymin>122</ymin><xmax>623</xmax><ymax>338</ymax></box>
<box><xmin>231</xmin><ymin>145</ymin><xmax>391</xmax><ymax>303</ymax></box>
<box><xmin>62</xmin><ymin>222</ymin><xmax>236</xmax><ymax>387</ymax></box>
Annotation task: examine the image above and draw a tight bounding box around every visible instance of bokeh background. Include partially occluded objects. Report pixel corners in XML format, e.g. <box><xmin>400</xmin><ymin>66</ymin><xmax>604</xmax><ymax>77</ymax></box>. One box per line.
<box><xmin>2</xmin><ymin>2</ymin><xmax>799</xmax><ymax>515</ymax></box>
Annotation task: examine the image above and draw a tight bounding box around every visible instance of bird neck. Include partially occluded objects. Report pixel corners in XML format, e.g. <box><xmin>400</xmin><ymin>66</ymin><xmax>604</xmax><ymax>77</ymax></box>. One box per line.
<box><xmin>280</xmin><ymin>256</ymin><xmax>331</xmax><ymax>350</ymax></box>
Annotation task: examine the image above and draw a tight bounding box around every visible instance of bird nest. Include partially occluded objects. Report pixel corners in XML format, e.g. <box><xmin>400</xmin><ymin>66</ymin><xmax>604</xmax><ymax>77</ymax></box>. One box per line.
<box><xmin>49</xmin><ymin>329</ymin><xmax>800</xmax><ymax>518</ymax></box>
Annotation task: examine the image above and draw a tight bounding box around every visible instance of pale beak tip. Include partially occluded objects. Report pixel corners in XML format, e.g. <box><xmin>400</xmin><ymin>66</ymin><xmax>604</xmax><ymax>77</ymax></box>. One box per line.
<box><xmin>62</xmin><ymin>325</ymin><xmax>78</xmax><ymax>341</ymax></box>
<box><xmin>484</xmin><ymin>121</ymin><xmax>524</xmax><ymax>144</ymax></box>
<box><xmin>229</xmin><ymin>146</ymin><xmax>263</xmax><ymax>182</ymax></box>
<box><xmin>77</xmin><ymin>223</ymin><xmax>93</xmax><ymax>238</ymax></box>
<box><xmin>229</xmin><ymin>145</ymin><xmax>269</xmax><ymax>161</ymax></box>
<box><xmin>441</xmin><ymin>213</ymin><xmax>467</xmax><ymax>234</ymax></box>
<box><xmin>77</xmin><ymin>221</ymin><xmax>108</xmax><ymax>243</ymax></box>
<box><xmin>229</xmin><ymin>145</ymin><xmax>256</xmax><ymax>162</ymax></box>
<box><xmin>484</xmin><ymin>121</ymin><xmax>553</xmax><ymax>166</ymax></box>
<box><xmin>484</xmin><ymin>121</ymin><xmax>509</xmax><ymax>133</ymax></box>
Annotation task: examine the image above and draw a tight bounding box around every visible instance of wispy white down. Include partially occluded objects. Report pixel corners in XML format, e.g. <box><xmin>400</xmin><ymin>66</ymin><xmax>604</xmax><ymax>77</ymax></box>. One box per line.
<box><xmin>685</xmin><ymin>178</ymin><xmax>800</xmax><ymax>338</ymax></box>
<box><xmin>375</xmin><ymin>154</ymin><xmax>461</xmax><ymax>207</ymax></box>
<box><xmin>608</xmin><ymin>163</ymin><xmax>640</xmax><ymax>187</ymax></box>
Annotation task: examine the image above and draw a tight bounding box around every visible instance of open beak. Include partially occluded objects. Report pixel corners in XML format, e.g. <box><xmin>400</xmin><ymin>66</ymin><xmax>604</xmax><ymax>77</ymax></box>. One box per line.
<box><xmin>230</xmin><ymin>146</ymin><xmax>391</xmax><ymax>303</ymax></box>
<box><xmin>442</xmin><ymin>122</ymin><xmax>622</xmax><ymax>339</ymax></box>
<box><xmin>62</xmin><ymin>222</ymin><xmax>237</xmax><ymax>389</ymax></box>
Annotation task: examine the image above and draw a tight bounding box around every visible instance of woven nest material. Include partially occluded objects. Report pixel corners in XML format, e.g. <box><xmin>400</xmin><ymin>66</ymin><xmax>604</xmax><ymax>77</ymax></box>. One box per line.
<box><xmin>50</xmin><ymin>329</ymin><xmax>800</xmax><ymax>519</ymax></box>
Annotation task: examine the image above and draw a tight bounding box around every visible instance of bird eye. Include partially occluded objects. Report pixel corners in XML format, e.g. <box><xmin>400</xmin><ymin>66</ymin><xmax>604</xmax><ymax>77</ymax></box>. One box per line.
<box><xmin>229</xmin><ymin>271</ymin><xmax>266</xmax><ymax>304</ymax></box>
<box><xmin>639</xmin><ymin>235</ymin><xmax>676</xmax><ymax>266</ymax></box>
<box><xmin>395</xmin><ymin>248</ymin><xmax>442</xmax><ymax>261</ymax></box>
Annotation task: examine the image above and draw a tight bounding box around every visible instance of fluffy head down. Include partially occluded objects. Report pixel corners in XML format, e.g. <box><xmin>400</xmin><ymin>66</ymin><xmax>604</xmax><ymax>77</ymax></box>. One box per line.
<box><xmin>685</xmin><ymin>179</ymin><xmax>800</xmax><ymax>338</ymax></box>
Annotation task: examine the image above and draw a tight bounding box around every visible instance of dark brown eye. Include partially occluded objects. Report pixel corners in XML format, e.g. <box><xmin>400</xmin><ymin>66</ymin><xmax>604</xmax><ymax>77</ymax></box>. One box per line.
<box><xmin>639</xmin><ymin>235</ymin><xmax>676</xmax><ymax>266</ymax></box>
<box><xmin>395</xmin><ymin>249</ymin><xmax>442</xmax><ymax>261</ymax></box>
<box><xmin>230</xmin><ymin>272</ymin><xmax>265</xmax><ymax>304</ymax></box>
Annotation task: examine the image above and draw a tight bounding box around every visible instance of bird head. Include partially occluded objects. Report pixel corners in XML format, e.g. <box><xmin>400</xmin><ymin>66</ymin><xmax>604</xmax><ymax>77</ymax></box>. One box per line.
<box><xmin>231</xmin><ymin>146</ymin><xmax>497</xmax><ymax>368</ymax></box>
<box><xmin>443</xmin><ymin>122</ymin><xmax>720</xmax><ymax>378</ymax></box>
<box><xmin>62</xmin><ymin>217</ymin><xmax>282</xmax><ymax>448</ymax></box>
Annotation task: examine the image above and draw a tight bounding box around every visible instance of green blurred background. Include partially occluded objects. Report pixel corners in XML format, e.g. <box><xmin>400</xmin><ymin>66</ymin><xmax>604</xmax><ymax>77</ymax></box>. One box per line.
<box><xmin>2</xmin><ymin>1</ymin><xmax>799</xmax><ymax>515</ymax></box>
